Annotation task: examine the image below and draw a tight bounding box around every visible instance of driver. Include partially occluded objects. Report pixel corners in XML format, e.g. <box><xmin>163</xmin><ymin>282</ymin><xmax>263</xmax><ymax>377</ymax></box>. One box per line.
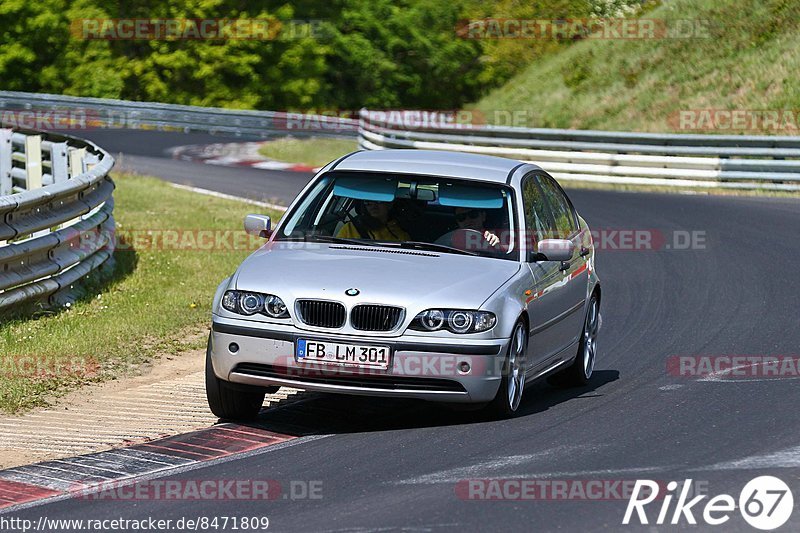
<box><xmin>337</xmin><ymin>199</ymin><xmax>409</xmax><ymax>241</ymax></box>
<box><xmin>453</xmin><ymin>207</ymin><xmax>500</xmax><ymax>247</ymax></box>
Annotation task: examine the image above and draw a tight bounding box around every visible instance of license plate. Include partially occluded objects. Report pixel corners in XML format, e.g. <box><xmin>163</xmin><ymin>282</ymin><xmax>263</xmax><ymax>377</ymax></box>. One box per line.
<box><xmin>296</xmin><ymin>339</ymin><xmax>390</xmax><ymax>369</ymax></box>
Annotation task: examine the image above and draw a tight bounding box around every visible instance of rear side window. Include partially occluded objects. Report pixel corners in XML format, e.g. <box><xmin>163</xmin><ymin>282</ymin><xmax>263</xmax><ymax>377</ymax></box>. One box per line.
<box><xmin>536</xmin><ymin>174</ymin><xmax>578</xmax><ymax>238</ymax></box>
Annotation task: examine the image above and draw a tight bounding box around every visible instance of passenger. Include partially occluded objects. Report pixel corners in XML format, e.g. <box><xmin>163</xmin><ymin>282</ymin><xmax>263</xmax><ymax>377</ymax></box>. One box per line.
<box><xmin>337</xmin><ymin>199</ymin><xmax>410</xmax><ymax>241</ymax></box>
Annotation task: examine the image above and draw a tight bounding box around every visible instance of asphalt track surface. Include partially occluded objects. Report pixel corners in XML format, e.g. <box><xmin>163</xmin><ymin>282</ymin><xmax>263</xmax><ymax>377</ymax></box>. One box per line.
<box><xmin>77</xmin><ymin>129</ymin><xmax>334</xmax><ymax>205</ymax></box>
<box><xmin>12</xmin><ymin>130</ymin><xmax>800</xmax><ymax>531</ymax></box>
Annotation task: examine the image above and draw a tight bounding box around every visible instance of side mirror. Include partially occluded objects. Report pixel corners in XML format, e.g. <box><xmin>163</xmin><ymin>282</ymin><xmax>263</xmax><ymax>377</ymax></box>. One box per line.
<box><xmin>531</xmin><ymin>239</ymin><xmax>574</xmax><ymax>262</ymax></box>
<box><xmin>244</xmin><ymin>214</ymin><xmax>272</xmax><ymax>238</ymax></box>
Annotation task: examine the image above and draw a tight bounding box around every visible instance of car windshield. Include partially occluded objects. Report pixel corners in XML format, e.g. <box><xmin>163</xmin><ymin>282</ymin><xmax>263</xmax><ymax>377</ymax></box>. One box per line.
<box><xmin>277</xmin><ymin>171</ymin><xmax>518</xmax><ymax>260</ymax></box>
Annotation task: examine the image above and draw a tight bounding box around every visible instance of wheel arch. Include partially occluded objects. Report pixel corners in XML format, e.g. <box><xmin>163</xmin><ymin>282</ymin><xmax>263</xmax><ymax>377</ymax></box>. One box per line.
<box><xmin>518</xmin><ymin>309</ymin><xmax>530</xmax><ymax>334</ymax></box>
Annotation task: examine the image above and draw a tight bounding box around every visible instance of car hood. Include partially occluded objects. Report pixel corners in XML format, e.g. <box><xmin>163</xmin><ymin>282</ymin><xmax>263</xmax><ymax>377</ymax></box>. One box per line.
<box><xmin>233</xmin><ymin>242</ymin><xmax>520</xmax><ymax>310</ymax></box>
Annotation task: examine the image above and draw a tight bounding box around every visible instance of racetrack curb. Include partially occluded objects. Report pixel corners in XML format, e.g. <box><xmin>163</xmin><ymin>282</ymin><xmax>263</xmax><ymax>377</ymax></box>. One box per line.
<box><xmin>0</xmin><ymin>424</ymin><xmax>298</xmax><ymax>512</ymax></box>
<box><xmin>170</xmin><ymin>141</ymin><xmax>322</xmax><ymax>173</ymax></box>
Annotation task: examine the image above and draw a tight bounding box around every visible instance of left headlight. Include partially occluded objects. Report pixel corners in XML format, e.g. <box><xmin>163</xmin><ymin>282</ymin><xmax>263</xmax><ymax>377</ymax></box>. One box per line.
<box><xmin>221</xmin><ymin>290</ymin><xmax>290</xmax><ymax>318</ymax></box>
<box><xmin>409</xmin><ymin>309</ymin><xmax>496</xmax><ymax>334</ymax></box>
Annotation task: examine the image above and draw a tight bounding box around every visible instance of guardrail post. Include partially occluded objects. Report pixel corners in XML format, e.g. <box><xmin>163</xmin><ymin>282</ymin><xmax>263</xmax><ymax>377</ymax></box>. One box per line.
<box><xmin>24</xmin><ymin>134</ymin><xmax>42</xmax><ymax>190</ymax></box>
<box><xmin>84</xmin><ymin>152</ymin><xmax>100</xmax><ymax>172</ymax></box>
<box><xmin>68</xmin><ymin>147</ymin><xmax>86</xmax><ymax>178</ymax></box>
<box><xmin>0</xmin><ymin>128</ymin><xmax>11</xmax><ymax>195</ymax></box>
<box><xmin>49</xmin><ymin>141</ymin><xmax>69</xmax><ymax>183</ymax></box>
<box><xmin>61</xmin><ymin>146</ymin><xmax>88</xmax><ymax>228</ymax></box>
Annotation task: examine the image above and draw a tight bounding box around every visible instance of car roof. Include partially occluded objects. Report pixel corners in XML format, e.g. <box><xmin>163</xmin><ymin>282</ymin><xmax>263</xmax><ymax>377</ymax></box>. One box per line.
<box><xmin>331</xmin><ymin>149</ymin><xmax>541</xmax><ymax>183</ymax></box>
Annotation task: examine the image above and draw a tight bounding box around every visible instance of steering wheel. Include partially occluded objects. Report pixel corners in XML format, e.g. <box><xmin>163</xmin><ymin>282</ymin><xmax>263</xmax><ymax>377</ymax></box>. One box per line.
<box><xmin>434</xmin><ymin>228</ymin><xmax>485</xmax><ymax>250</ymax></box>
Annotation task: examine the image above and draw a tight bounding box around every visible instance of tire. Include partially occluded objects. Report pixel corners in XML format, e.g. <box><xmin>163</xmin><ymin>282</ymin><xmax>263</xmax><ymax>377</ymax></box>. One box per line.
<box><xmin>205</xmin><ymin>336</ymin><xmax>266</xmax><ymax>421</ymax></box>
<box><xmin>551</xmin><ymin>294</ymin><xmax>599</xmax><ymax>387</ymax></box>
<box><xmin>487</xmin><ymin>319</ymin><xmax>527</xmax><ymax>419</ymax></box>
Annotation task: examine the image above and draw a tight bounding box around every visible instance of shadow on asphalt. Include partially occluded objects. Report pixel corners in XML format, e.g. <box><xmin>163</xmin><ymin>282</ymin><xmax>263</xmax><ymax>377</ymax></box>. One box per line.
<box><xmin>236</xmin><ymin>369</ymin><xmax>620</xmax><ymax>436</ymax></box>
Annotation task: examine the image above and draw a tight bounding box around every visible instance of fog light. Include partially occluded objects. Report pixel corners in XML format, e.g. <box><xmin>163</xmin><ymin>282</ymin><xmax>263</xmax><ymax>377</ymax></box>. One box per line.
<box><xmin>229</xmin><ymin>342</ymin><xmax>240</xmax><ymax>354</ymax></box>
<box><xmin>459</xmin><ymin>361</ymin><xmax>471</xmax><ymax>373</ymax></box>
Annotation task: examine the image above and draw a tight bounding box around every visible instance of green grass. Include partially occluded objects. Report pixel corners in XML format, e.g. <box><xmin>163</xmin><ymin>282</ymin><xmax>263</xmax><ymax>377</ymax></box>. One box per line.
<box><xmin>258</xmin><ymin>137</ymin><xmax>358</xmax><ymax>167</ymax></box>
<box><xmin>473</xmin><ymin>0</ymin><xmax>800</xmax><ymax>133</ymax></box>
<box><xmin>0</xmin><ymin>173</ymin><xmax>283</xmax><ymax>413</ymax></box>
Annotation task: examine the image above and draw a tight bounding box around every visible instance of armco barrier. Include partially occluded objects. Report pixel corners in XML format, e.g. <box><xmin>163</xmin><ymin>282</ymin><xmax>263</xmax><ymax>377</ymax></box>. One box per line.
<box><xmin>0</xmin><ymin>128</ymin><xmax>115</xmax><ymax>312</ymax></box>
<box><xmin>0</xmin><ymin>91</ymin><xmax>358</xmax><ymax>138</ymax></box>
<box><xmin>358</xmin><ymin>110</ymin><xmax>800</xmax><ymax>191</ymax></box>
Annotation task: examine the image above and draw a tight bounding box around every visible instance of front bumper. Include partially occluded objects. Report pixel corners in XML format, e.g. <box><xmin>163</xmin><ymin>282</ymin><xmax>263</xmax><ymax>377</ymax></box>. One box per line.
<box><xmin>209</xmin><ymin>318</ymin><xmax>510</xmax><ymax>403</ymax></box>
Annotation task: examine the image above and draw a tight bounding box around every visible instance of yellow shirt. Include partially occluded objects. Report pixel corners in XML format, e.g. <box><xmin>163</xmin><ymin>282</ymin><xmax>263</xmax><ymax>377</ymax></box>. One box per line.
<box><xmin>337</xmin><ymin>220</ymin><xmax>409</xmax><ymax>242</ymax></box>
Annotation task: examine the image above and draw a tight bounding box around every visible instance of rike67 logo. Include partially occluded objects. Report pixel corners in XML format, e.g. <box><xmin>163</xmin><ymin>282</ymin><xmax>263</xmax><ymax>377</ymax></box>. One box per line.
<box><xmin>623</xmin><ymin>476</ymin><xmax>793</xmax><ymax>530</ymax></box>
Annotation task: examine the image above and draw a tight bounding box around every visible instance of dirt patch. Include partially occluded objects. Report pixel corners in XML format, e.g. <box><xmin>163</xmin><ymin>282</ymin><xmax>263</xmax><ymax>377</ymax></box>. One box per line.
<box><xmin>0</xmin><ymin>329</ymin><xmax>297</xmax><ymax>469</ymax></box>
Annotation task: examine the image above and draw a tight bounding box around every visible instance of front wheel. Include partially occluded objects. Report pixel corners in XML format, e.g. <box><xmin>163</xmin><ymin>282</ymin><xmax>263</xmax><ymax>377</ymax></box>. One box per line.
<box><xmin>552</xmin><ymin>295</ymin><xmax>599</xmax><ymax>387</ymax></box>
<box><xmin>205</xmin><ymin>337</ymin><xmax>266</xmax><ymax>421</ymax></box>
<box><xmin>487</xmin><ymin>320</ymin><xmax>527</xmax><ymax>418</ymax></box>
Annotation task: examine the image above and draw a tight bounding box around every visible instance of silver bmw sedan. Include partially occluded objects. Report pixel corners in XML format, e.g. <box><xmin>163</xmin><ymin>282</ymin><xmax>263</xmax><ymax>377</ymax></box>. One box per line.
<box><xmin>207</xmin><ymin>149</ymin><xmax>601</xmax><ymax>419</ymax></box>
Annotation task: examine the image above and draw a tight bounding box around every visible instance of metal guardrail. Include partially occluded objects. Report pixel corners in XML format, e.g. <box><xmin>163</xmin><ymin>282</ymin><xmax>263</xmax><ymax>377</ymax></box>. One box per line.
<box><xmin>0</xmin><ymin>128</ymin><xmax>115</xmax><ymax>312</ymax></box>
<box><xmin>0</xmin><ymin>91</ymin><xmax>358</xmax><ymax>139</ymax></box>
<box><xmin>358</xmin><ymin>110</ymin><xmax>800</xmax><ymax>190</ymax></box>
<box><xmin>3</xmin><ymin>92</ymin><xmax>797</xmax><ymax>190</ymax></box>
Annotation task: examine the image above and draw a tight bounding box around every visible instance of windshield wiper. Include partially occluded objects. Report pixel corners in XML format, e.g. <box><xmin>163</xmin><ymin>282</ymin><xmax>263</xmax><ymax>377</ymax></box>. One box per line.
<box><xmin>283</xmin><ymin>235</ymin><xmax>472</xmax><ymax>254</ymax></box>
<box><xmin>395</xmin><ymin>241</ymin><xmax>478</xmax><ymax>256</ymax></box>
<box><xmin>303</xmin><ymin>235</ymin><xmax>385</xmax><ymax>247</ymax></box>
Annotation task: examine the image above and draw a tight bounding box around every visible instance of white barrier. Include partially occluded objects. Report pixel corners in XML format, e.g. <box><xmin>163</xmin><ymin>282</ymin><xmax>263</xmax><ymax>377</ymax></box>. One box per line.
<box><xmin>359</xmin><ymin>110</ymin><xmax>800</xmax><ymax>190</ymax></box>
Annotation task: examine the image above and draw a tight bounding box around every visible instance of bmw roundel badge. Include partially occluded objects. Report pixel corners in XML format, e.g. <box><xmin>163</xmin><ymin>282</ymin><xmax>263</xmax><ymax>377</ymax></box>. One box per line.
<box><xmin>345</xmin><ymin>288</ymin><xmax>360</xmax><ymax>296</ymax></box>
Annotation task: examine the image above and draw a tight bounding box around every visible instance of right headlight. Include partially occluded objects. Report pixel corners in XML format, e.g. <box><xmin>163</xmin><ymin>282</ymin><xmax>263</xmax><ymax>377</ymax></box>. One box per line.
<box><xmin>409</xmin><ymin>309</ymin><xmax>496</xmax><ymax>334</ymax></box>
<box><xmin>221</xmin><ymin>290</ymin><xmax>290</xmax><ymax>318</ymax></box>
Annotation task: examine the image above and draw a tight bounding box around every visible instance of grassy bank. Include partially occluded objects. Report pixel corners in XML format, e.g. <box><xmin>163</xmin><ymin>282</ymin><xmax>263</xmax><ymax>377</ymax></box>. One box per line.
<box><xmin>473</xmin><ymin>0</ymin><xmax>800</xmax><ymax>133</ymax></box>
<box><xmin>258</xmin><ymin>137</ymin><xmax>358</xmax><ymax>167</ymax></box>
<box><xmin>0</xmin><ymin>173</ymin><xmax>282</xmax><ymax>413</ymax></box>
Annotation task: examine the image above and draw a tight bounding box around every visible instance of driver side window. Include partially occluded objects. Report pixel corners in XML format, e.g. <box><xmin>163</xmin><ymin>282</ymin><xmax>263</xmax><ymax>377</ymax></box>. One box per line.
<box><xmin>521</xmin><ymin>175</ymin><xmax>556</xmax><ymax>248</ymax></box>
<box><xmin>536</xmin><ymin>174</ymin><xmax>578</xmax><ymax>239</ymax></box>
